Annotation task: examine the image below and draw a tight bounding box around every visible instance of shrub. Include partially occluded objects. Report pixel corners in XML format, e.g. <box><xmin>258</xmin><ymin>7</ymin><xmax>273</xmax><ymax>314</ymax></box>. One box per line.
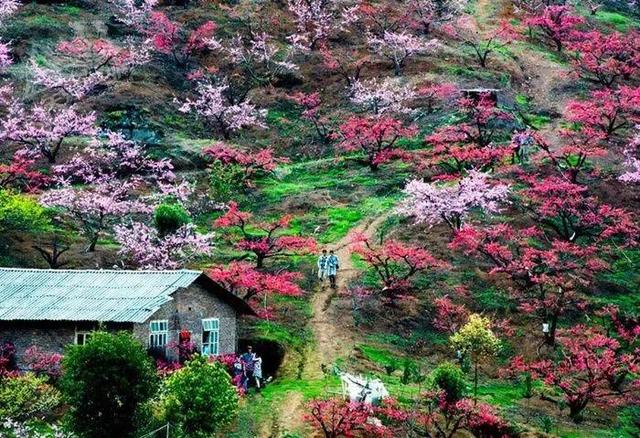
<box><xmin>429</xmin><ymin>362</ymin><xmax>468</xmax><ymax>404</ymax></box>
<box><xmin>0</xmin><ymin>191</ymin><xmax>49</xmax><ymax>234</ymax></box>
<box><xmin>154</xmin><ymin>203</ymin><xmax>191</xmax><ymax>236</ymax></box>
<box><xmin>23</xmin><ymin>346</ymin><xmax>63</xmax><ymax>381</ymax></box>
<box><xmin>61</xmin><ymin>331</ymin><xmax>157</xmax><ymax>438</ymax></box>
<box><xmin>0</xmin><ymin>373</ymin><xmax>62</xmax><ymax>421</ymax></box>
<box><xmin>161</xmin><ymin>355</ymin><xmax>238</xmax><ymax>437</ymax></box>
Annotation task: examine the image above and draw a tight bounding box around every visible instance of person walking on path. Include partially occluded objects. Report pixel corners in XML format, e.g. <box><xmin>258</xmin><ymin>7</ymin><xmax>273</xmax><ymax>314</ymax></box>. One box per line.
<box><xmin>327</xmin><ymin>250</ymin><xmax>339</xmax><ymax>289</ymax></box>
<box><xmin>317</xmin><ymin>249</ymin><xmax>328</xmax><ymax>283</ymax></box>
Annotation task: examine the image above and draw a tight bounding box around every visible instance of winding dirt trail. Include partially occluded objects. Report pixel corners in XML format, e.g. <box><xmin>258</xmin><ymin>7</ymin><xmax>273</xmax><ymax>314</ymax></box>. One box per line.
<box><xmin>273</xmin><ymin>214</ymin><xmax>389</xmax><ymax>436</ymax></box>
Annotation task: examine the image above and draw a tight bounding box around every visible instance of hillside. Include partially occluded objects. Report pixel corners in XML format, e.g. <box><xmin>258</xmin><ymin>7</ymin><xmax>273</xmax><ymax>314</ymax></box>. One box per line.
<box><xmin>1</xmin><ymin>0</ymin><xmax>640</xmax><ymax>436</ymax></box>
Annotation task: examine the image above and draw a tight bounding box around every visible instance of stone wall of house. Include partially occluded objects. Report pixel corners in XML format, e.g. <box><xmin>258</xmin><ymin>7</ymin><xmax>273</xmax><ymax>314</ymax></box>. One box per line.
<box><xmin>132</xmin><ymin>284</ymin><xmax>238</xmax><ymax>360</ymax></box>
<box><xmin>0</xmin><ymin>321</ymin><xmax>129</xmax><ymax>369</ymax></box>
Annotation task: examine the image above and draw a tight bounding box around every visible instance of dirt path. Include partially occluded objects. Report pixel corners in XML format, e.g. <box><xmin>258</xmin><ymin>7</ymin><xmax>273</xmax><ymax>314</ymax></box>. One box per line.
<box><xmin>272</xmin><ymin>214</ymin><xmax>389</xmax><ymax>436</ymax></box>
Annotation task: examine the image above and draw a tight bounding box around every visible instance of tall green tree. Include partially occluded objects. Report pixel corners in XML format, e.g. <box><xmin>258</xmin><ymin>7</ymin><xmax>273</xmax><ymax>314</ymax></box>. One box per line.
<box><xmin>60</xmin><ymin>331</ymin><xmax>157</xmax><ymax>438</ymax></box>
<box><xmin>450</xmin><ymin>314</ymin><xmax>500</xmax><ymax>401</ymax></box>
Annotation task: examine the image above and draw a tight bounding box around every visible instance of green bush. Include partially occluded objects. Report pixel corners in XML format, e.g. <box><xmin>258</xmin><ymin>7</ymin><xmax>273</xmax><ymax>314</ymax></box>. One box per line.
<box><xmin>0</xmin><ymin>373</ymin><xmax>62</xmax><ymax>421</ymax></box>
<box><xmin>0</xmin><ymin>191</ymin><xmax>50</xmax><ymax>234</ymax></box>
<box><xmin>61</xmin><ymin>331</ymin><xmax>157</xmax><ymax>438</ymax></box>
<box><xmin>209</xmin><ymin>161</ymin><xmax>245</xmax><ymax>202</ymax></box>
<box><xmin>429</xmin><ymin>362</ymin><xmax>467</xmax><ymax>404</ymax></box>
<box><xmin>154</xmin><ymin>203</ymin><xmax>191</xmax><ymax>236</ymax></box>
<box><xmin>161</xmin><ymin>355</ymin><xmax>238</xmax><ymax>437</ymax></box>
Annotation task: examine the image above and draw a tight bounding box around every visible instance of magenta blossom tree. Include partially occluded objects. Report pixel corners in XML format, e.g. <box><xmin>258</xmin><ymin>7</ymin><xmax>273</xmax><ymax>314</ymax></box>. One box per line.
<box><xmin>398</xmin><ymin>170</ymin><xmax>510</xmax><ymax>231</ymax></box>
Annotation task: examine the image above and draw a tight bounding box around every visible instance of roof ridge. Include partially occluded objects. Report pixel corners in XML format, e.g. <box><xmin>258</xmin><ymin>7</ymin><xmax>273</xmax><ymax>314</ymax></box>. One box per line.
<box><xmin>0</xmin><ymin>267</ymin><xmax>203</xmax><ymax>274</ymax></box>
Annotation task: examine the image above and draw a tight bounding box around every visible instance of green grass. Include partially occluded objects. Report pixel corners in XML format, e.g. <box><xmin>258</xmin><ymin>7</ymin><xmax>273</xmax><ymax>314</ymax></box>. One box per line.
<box><xmin>252</xmin><ymin>320</ymin><xmax>311</xmax><ymax>351</ymax></box>
<box><xmin>592</xmin><ymin>10</ymin><xmax>640</xmax><ymax>32</ymax></box>
<box><xmin>477</xmin><ymin>381</ymin><xmax>532</xmax><ymax>407</ymax></box>
<box><xmin>357</xmin><ymin>344</ymin><xmax>398</xmax><ymax>367</ymax></box>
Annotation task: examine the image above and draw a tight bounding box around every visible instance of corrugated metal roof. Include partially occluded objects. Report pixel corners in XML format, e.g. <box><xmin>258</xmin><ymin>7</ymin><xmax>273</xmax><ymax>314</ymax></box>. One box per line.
<box><xmin>0</xmin><ymin>268</ymin><xmax>202</xmax><ymax>323</ymax></box>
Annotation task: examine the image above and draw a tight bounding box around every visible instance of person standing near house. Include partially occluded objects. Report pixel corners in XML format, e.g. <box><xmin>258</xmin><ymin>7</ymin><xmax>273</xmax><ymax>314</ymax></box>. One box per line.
<box><xmin>241</xmin><ymin>345</ymin><xmax>256</xmax><ymax>388</ymax></box>
<box><xmin>253</xmin><ymin>352</ymin><xmax>263</xmax><ymax>390</ymax></box>
<box><xmin>317</xmin><ymin>249</ymin><xmax>328</xmax><ymax>283</ymax></box>
<box><xmin>327</xmin><ymin>250</ymin><xmax>340</xmax><ymax>289</ymax></box>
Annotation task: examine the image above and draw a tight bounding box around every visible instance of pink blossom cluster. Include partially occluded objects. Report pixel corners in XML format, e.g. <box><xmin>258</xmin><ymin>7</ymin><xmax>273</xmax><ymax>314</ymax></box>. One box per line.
<box><xmin>349</xmin><ymin>77</ymin><xmax>417</xmax><ymax>114</ymax></box>
<box><xmin>398</xmin><ymin>170</ymin><xmax>510</xmax><ymax>231</ymax></box>
<box><xmin>367</xmin><ymin>31</ymin><xmax>438</xmax><ymax>75</ymax></box>
<box><xmin>115</xmin><ymin>222</ymin><xmax>213</xmax><ymax>270</ymax></box>
<box><xmin>178</xmin><ymin>81</ymin><xmax>266</xmax><ymax>139</ymax></box>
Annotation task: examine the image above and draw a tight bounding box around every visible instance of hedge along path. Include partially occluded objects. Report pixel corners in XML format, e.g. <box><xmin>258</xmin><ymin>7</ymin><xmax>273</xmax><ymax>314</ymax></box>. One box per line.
<box><xmin>274</xmin><ymin>214</ymin><xmax>390</xmax><ymax>436</ymax></box>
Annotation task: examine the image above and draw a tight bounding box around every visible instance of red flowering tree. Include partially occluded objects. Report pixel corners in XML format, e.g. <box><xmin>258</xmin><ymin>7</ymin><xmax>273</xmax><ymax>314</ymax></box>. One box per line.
<box><xmin>288</xmin><ymin>92</ymin><xmax>333</xmax><ymax>142</ymax></box>
<box><xmin>305</xmin><ymin>399</ymin><xmax>373</xmax><ymax>438</ymax></box>
<box><xmin>203</xmin><ymin>142</ymin><xmax>288</xmax><ymax>185</ymax></box>
<box><xmin>423</xmin><ymin>94</ymin><xmax>513</xmax><ymax>176</ymax></box>
<box><xmin>333</xmin><ymin>116</ymin><xmax>418</xmax><ymax>171</ymax></box>
<box><xmin>319</xmin><ymin>44</ymin><xmax>369</xmax><ymax>87</ymax></box>
<box><xmin>0</xmin><ymin>150</ymin><xmax>48</xmax><ymax>192</ymax></box>
<box><xmin>214</xmin><ymin>202</ymin><xmax>316</xmax><ymax>268</ymax></box>
<box><xmin>568</xmin><ymin>31</ymin><xmax>640</xmax><ymax>88</ymax></box>
<box><xmin>564</xmin><ymin>86</ymin><xmax>640</xmax><ymax>140</ymax></box>
<box><xmin>145</xmin><ymin>15</ymin><xmax>219</xmax><ymax>66</ymax></box>
<box><xmin>508</xmin><ymin>326</ymin><xmax>640</xmax><ymax>422</ymax></box>
<box><xmin>207</xmin><ymin>261</ymin><xmax>302</xmax><ymax>303</ymax></box>
<box><xmin>351</xmin><ymin>234</ymin><xmax>446</xmax><ymax>304</ymax></box>
<box><xmin>433</xmin><ymin>296</ymin><xmax>470</xmax><ymax>333</ymax></box>
<box><xmin>524</xmin><ymin>5</ymin><xmax>585</xmax><ymax>52</ymax></box>
<box><xmin>415</xmin><ymin>391</ymin><xmax>512</xmax><ymax>437</ymax></box>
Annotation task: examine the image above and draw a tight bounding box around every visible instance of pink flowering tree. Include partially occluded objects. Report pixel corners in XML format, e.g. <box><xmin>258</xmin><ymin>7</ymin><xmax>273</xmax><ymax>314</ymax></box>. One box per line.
<box><xmin>367</xmin><ymin>31</ymin><xmax>438</xmax><ymax>75</ymax></box>
<box><xmin>288</xmin><ymin>92</ymin><xmax>333</xmax><ymax>143</ymax></box>
<box><xmin>619</xmin><ymin>128</ymin><xmax>640</xmax><ymax>183</ymax></box>
<box><xmin>287</xmin><ymin>0</ymin><xmax>356</xmax><ymax>51</ymax></box>
<box><xmin>319</xmin><ymin>43</ymin><xmax>369</xmax><ymax>86</ymax></box>
<box><xmin>568</xmin><ymin>31</ymin><xmax>640</xmax><ymax>88</ymax></box>
<box><xmin>416</xmin><ymin>82</ymin><xmax>459</xmax><ymax>112</ymax></box>
<box><xmin>207</xmin><ymin>261</ymin><xmax>302</xmax><ymax>304</ymax></box>
<box><xmin>115</xmin><ymin>222</ymin><xmax>213</xmax><ymax>270</ymax></box>
<box><xmin>349</xmin><ymin>77</ymin><xmax>417</xmax><ymax>115</ymax></box>
<box><xmin>214</xmin><ymin>202</ymin><xmax>316</xmax><ymax>268</ymax></box>
<box><xmin>178</xmin><ymin>81</ymin><xmax>266</xmax><ymax>139</ymax></box>
<box><xmin>23</xmin><ymin>346</ymin><xmax>63</xmax><ymax>380</ymax></box>
<box><xmin>398</xmin><ymin>170</ymin><xmax>510</xmax><ymax>231</ymax></box>
<box><xmin>351</xmin><ymin>234</ymin><xmax>446</xmax><ymax>304</ymax></box>
<box><xmin>447</xmin><ymin>16</ymin><xmax>520</xmax><ymax>68</ymax></box>
<box><xmin>524</xmin><ymin>5</ymin><xmax>585</xmax><ymax>52</ymax></box>
<box><xmin>0</xmin><ymin>96</ymin><xmax>97</xmax><ymax>163</ymax></box>
<box><xmin>508</xmin><ymin>325</ymin><xmax>640</xmax><ymax>422</ymax></box>
<box><xmin>145</xmin><ymin>14</ymin><xmax>220</xmax><ymax>67</ymax></box>
<box><xmin>0</xmin><ymin>0</ymin><xmax>19</xmax><ymax>71</ymax></box>
<box><xmin>407</xmin><ymin>0</ymin><xmax>467</xmax><ymax>34</ymax></box>
<box><xmin>40</xmin><ymin>179</ymin><xmax>152</xmax><ymax>252</ymax></box>
<box><xmin>32</xmin><ymin>38</ymin><xmax>151</xmax><ymax>99</ymax></box>
<box><xmin>223</xmin><ymin>32</ymin><xmax>298</xmax><ymax>87</ymax></box>
<box><xmin>333</xmin><ymin>115</ymin><xmax>418</xmax><ymax>171</ymax></box>
<box><xmin>108</xmin><ymin>0</ymin><xmax>157</xmax><ymax>29</ymax></box>
<box><xmin>54</xmin><ymin>132</ymin><xmax>174</xmax><ymax>184</ymax></box>
<box><xmin>422</xmin><ymin>94</ymin><xmax>514</xmax><ymax>176</ymax></box>
<box><xmin>203</xmin><ymin>142</ymin><xmax>288</xmax><ymax>185</ymax></box>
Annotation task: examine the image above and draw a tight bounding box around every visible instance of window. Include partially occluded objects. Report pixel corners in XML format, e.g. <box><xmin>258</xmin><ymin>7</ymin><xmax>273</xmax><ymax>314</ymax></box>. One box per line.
<box><xmin>201</xmin><ymin>318</ymin><xmax>219</xmax><ymax>356</ymax></box>
<box><xmin>75</xmin><ymin>331</ymin><xmax>92</xmax><ymax>345</ymax></box>
<box><xmin>149</xmin><ymin>320</ymin><xmax>169</xmax><ymax>349</ymax></box>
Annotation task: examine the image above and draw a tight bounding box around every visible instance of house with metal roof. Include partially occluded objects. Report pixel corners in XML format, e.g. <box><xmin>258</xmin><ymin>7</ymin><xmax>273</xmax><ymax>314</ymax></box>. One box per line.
<box><xmin>0</xmin><ymin>268</ymin><xmax>255</xmax><ymax>367</ymax></box>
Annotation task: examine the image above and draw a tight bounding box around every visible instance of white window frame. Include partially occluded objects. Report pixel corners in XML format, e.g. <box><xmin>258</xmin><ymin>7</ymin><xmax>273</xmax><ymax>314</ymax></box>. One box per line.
<box><xmin>149</xmin><ymin>320</ymin><xmax>169</xmax><ymax>350</ymax></box>
<box><xmin>201</xmin><ymin>318</ymin><xmax>220</xmax><ymax>357</ymax></box>
<box><xmin>75</xmin><ymin>331</ymin><xmax>92</xmax><ymax>345</ymax></box>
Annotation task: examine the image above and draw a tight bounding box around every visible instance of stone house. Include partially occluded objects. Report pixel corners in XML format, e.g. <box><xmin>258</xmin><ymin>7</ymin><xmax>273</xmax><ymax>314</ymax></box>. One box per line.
<box><xmin>0</xmin><ymin>268</ymin><xmax>255</xmax><ymax>367</ymax></box>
